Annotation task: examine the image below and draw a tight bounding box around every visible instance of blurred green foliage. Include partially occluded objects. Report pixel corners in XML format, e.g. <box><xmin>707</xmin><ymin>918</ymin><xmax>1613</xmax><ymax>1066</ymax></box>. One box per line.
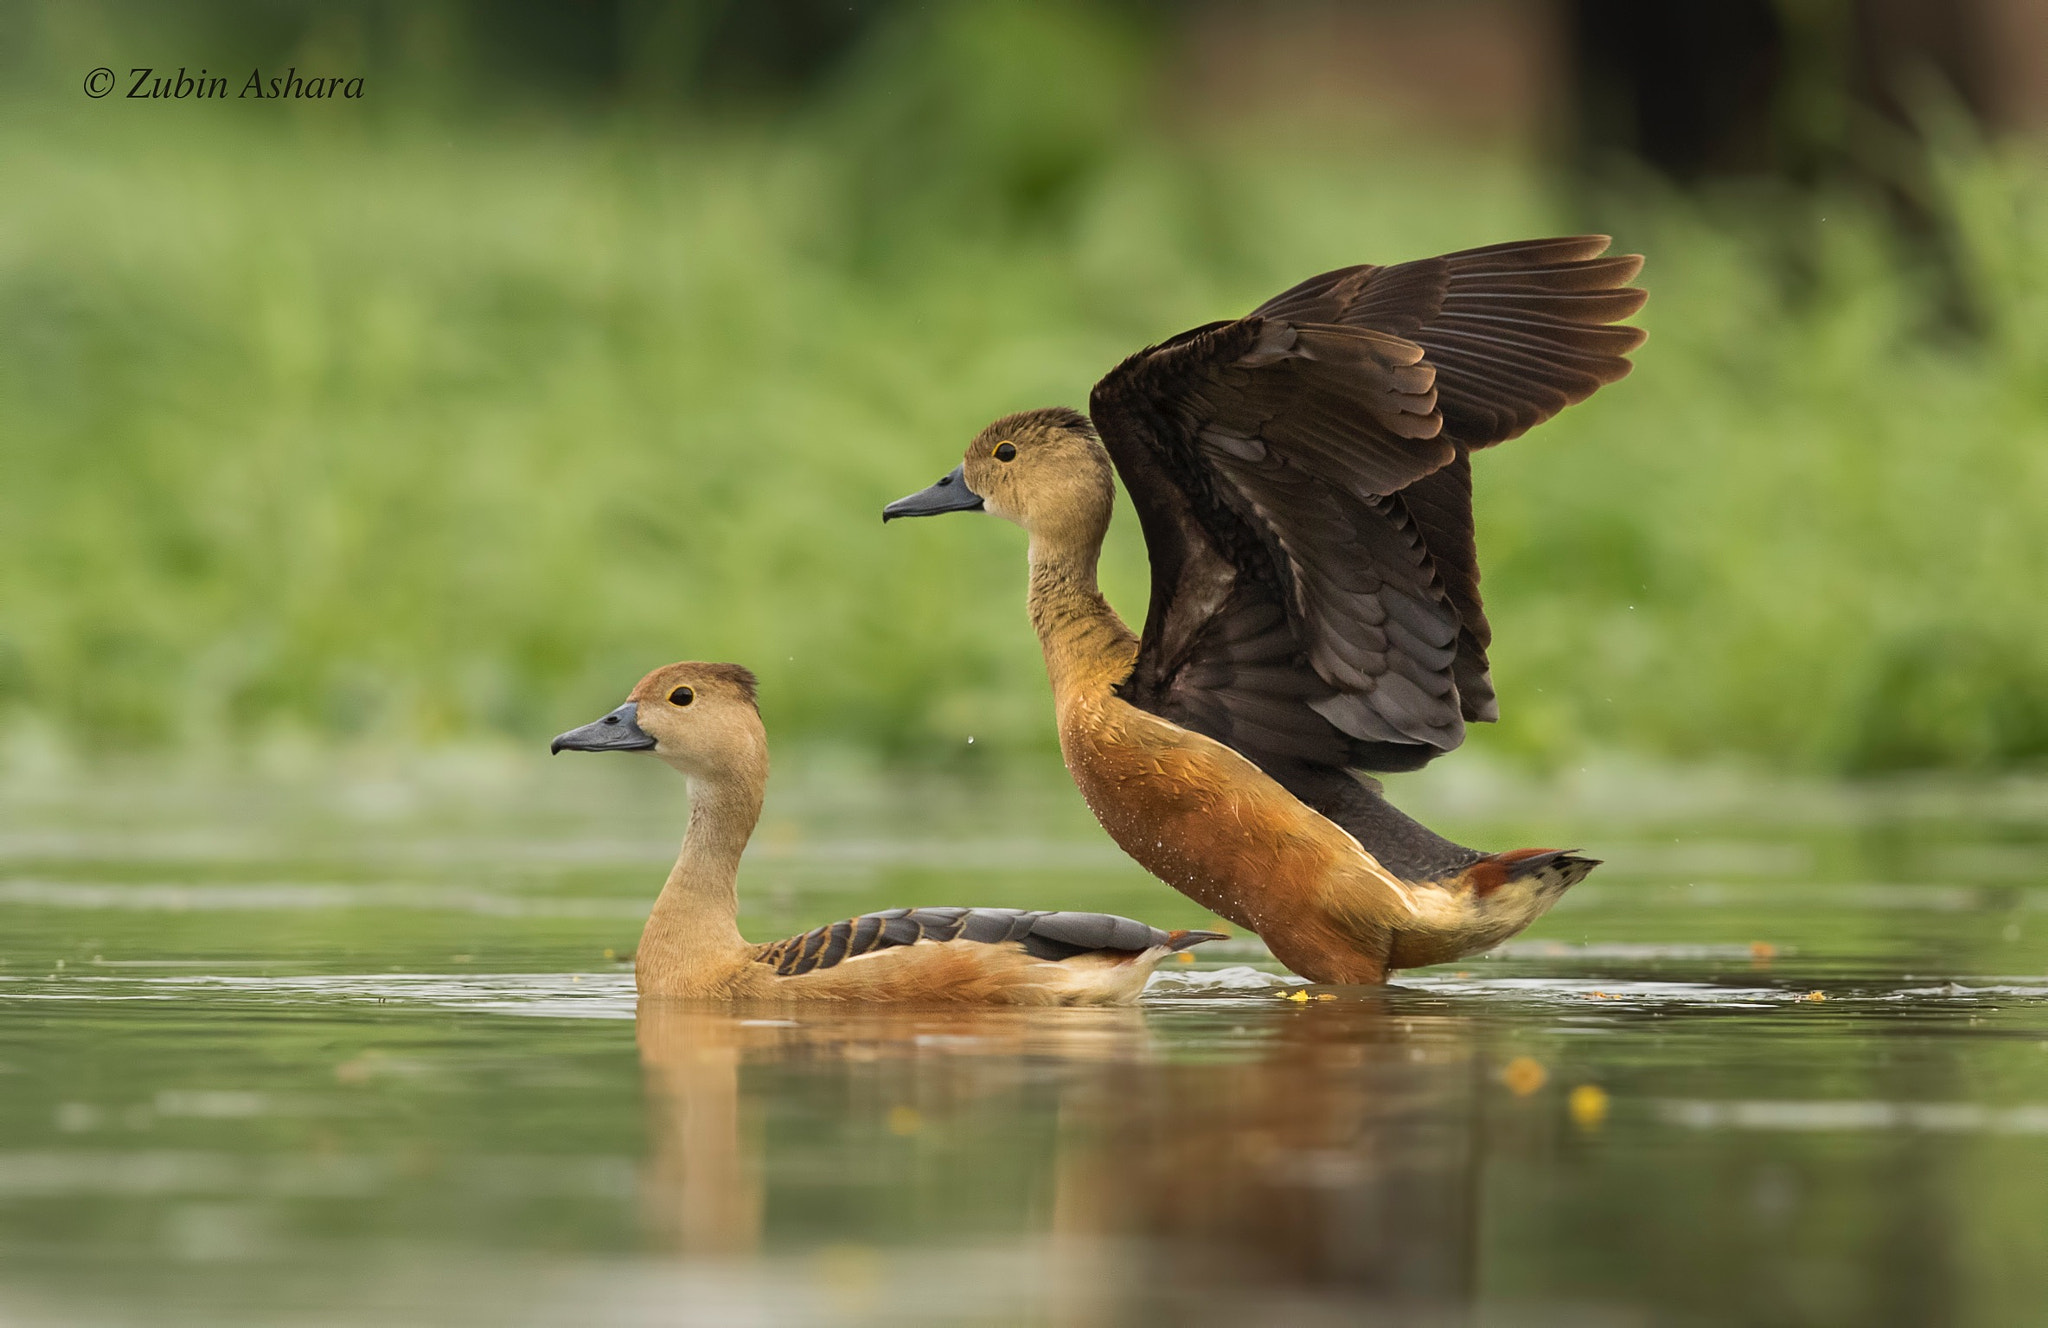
<box><xmin>4</xmin><ymin>3</ymin><xmax>2048</xmax><ymax>774</ymax></box>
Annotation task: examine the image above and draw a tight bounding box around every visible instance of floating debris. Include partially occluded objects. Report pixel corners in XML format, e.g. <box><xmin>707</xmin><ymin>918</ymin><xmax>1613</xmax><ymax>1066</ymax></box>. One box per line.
<box><xmin>1502</xmin><ymin>1056</ymin><xmax>1547</xmax><ymax>1096</ymax></box>
<box><xmin>1570</xmin><ymin>1084</ymin><xmax>1611</xmax><ymax>1130</ymax></box>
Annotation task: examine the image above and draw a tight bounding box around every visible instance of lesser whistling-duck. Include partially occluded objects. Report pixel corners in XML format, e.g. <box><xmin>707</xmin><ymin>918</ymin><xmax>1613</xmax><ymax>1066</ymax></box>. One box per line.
<box><xmin>551</xmin><ymin>661</ymin><xmax>1223</xmax><ymax>1002</ymax></box>
<box><xmin>885</xmin><ymin>237</ymin><xmax>1646</xmax><ymax>984</ymax></box>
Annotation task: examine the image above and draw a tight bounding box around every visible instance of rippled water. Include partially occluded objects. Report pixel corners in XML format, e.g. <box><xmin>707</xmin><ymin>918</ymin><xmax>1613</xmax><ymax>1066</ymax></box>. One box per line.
<box><xmin>3</xmin><ymin>758</ymin><xmax>2047</xmax><ymax>1326</ymax></box>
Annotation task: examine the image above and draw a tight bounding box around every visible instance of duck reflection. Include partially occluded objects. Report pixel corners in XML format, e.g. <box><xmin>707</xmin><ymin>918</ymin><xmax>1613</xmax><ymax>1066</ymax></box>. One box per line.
<box><xmin>635</xmin><ymin>992</ymin><xmax>1482</xmax><ymax>1321</ymax></box>
<box><xmin>1051</xmin><ymin>995</ymin><xmax>1482</xmax><ymax>1321</ymax></box>
<box><xmin>634</xmin><ymin>1001</ymin><xmax>1152</xmax><ymax>1257</ymax></box>
<box><xmin>634</xmin><ymin>1004</ymin><xmax>762</xmax><ymax>1255</ymax></box>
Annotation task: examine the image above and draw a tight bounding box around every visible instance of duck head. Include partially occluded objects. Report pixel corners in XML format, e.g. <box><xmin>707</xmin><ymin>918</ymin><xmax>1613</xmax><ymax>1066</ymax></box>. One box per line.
<box><xmin>884</xmin><ymin>408</ymin><xmax>1115</xmax><ymax>550</ymax></box>
<box><xmin>552</xmin><ymin>661</ymin><xmax>766</xmax><ymax>785</ymax></box>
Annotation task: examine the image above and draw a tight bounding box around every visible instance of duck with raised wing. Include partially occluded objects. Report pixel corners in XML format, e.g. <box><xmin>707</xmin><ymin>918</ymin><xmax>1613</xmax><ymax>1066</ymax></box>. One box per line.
<box><xmin>551</xmin><ymin>661</ymin><xmax>1223</xmax><ymax>1002</ymax></box>
<box><xmin>885</xmin><ymin>237</ymin><xmax>1645</xmax><ymax>984</ymax></box>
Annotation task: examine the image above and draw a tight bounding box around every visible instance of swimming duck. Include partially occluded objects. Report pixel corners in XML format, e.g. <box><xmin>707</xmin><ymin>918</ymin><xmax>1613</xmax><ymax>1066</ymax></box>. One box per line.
<box><xmin>551</xmin><ymin>661</ymin><xmax>1223</xmax><ymax>1002</ymax></box>
<box><xmin>885</xmin><ymin>237</ymin><xmax>1645</xmax><ymax>984</ymax></box>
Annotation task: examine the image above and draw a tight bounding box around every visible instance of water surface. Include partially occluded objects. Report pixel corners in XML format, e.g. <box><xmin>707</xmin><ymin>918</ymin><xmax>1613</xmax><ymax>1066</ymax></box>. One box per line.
<box><xmin>3</xmin><ymin>759</ymin><xmax>2046</xmax><ymax>1326</ymax></box>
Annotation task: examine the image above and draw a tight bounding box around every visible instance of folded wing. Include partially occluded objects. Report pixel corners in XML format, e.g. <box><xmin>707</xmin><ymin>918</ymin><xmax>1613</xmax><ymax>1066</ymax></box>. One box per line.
<box><xmin>753</xmin><ymin>907</ymin><xmax>1208</xmax><ymax>977</ymax></box>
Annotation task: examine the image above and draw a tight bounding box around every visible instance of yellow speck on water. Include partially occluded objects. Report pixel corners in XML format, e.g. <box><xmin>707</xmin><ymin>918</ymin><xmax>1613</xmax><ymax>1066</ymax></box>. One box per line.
<box><xmin>1284</xmin><ymin>990</ymin><xmax>1311</xmax><ymax>1002</ymax></box>
<box><xmin>571</xmin><ymin>975</ymin><xmax>581</xmax><ymax>984</ymax></box>
<box><xmin>1314</xmin><ymin>992</ymin><xmax>1336</xmax><ymax>1001</ymax></box>
<box><xmin>1175</xmin><ymin>951</ymin><xmax>1196</xmax><ymax>964</ymax></box>
<box><xmin>1569</xmin><ymin>1083</ymin><xmax>1611</xmax><ymax>1129</ymax></box>
<box><xmin>1804</xmin><ymin>990</ymin><xmax>1826</xmax><ymax>1002</ymax></box>
<box><xmin>602</xmin><ymin>948</ymin><xmax>616</xmax><ymax>961</ymax></box>
<box><xmin>1750</xmin><ymin>941</ymin><xmax>1777</xmax><ymax>963</ymax></box>
<box><xmin>1502</xmin><ymin>1056</ymin><xmax>1547</xmax><ymax>1096</ymax></box>
<box><xmin>886</xmin><ymin>1106</ymin><xmax>922</xmax><ymax>1136</ymax></box>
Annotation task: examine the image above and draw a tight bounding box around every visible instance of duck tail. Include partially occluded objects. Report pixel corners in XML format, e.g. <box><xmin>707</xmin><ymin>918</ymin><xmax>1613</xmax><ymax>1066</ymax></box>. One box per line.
<box><xmin>1462</xmin><ymin>848</ymin><xmax>1601</xmax><ymax>898</ymax></box>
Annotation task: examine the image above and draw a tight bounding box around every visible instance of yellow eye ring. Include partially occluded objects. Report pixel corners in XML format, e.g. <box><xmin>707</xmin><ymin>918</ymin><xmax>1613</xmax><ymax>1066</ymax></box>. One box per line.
<box><xmin>668</xmin><ymin>686</ymin><xmax>694</xmax><ymax>707</ymax></box>
<box><xmin>993</xmin><ymin>441</ymin><xmax>1017</xmax><ymax>461</ymax></box>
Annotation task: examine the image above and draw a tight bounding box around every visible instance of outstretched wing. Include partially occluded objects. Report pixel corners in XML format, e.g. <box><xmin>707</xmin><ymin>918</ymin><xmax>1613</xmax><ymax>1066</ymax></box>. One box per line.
<box><xmin>752</xmin><ymin>907</ymin><xmax>1215</xmax><ymax>977</ymax></box>
<box><xmin>1090</xmin><ymin>236</ymin><xmax>1644</xmax><ymax>783</ymax></box>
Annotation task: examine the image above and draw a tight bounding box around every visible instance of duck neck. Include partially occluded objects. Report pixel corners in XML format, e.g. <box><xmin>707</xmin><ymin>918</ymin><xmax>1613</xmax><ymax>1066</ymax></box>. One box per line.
<box><xmin>1027</xmin><ymin>530</ymin><xmax>1137</xmax><ymax>700</ymax></box>
<box><xmin>639</xmin><ymin>769</ymin><xmax>761</xmax><ymax>968</ymax></box>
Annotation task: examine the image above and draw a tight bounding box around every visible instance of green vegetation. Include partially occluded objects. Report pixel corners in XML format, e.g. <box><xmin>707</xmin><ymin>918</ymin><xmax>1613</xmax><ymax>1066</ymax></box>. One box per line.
<box><xmin>4</xmin><ymin>7</ymin><xmax>2047</xmax><ymax>773</ymax></box>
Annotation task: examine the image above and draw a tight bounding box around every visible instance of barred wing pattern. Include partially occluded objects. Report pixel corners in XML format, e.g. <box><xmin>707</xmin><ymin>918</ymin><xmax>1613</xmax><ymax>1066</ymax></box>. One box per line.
<box><xmin>752</xmin><ymin>906</ymin><xmax>1210</xmax><ymax>978</ymax></box>
<box><xmin>1091</xmin><ymin>236</ymin><xmax>1645</xmax><ymax>783</ymax></box>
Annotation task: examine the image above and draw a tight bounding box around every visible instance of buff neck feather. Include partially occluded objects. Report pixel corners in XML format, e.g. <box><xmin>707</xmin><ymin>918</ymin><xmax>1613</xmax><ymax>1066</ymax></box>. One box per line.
<box><xmin>636</xmin><ymin>763</ymin><xmax>761</xmax><ymax>988</ymax></box>
<box><xmin>1026</xmin><ymin>532</ymin><xmax>1137</xmax><ymax>702</ymax></box>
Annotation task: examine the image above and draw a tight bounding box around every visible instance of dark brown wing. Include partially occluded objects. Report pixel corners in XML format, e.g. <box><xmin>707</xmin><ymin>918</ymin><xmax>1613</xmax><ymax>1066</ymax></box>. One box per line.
<box><xmin>751</xmin><ymin>907</ymin><xmax>1216</xmax><ymax>977</ymax></box>
<box><xmin>1091</xmin><ymin>236</ymin><xmax>1644</xmax><ymax>785</ymax></box>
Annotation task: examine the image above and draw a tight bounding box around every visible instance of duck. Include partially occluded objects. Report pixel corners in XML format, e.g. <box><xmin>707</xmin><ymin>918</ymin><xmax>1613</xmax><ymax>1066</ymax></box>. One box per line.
<box><xmin>884</xmin><ymin>236</ymin><xmax>1646</xmax><ymax>984</ymax></box>
<box><xmin>550</xmin><ymin>660</ymin><xmax>1224</xmax><ymax>1002</ymax></box>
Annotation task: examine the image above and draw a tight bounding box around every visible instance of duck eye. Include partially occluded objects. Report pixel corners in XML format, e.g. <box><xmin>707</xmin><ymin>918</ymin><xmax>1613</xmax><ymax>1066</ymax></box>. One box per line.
<box><xmin>993</xmin><ymin>441</ymin><xmax>1017</xmax><ymax>462</ymax></box>
<box><xmin>668</xmin><ymin>686</ymin><xmax>694</xmax><ymax>707</ymax></box>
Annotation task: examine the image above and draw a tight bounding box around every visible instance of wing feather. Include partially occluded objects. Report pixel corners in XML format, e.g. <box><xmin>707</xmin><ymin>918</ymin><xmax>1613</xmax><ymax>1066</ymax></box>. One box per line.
<box><xmin>1092</xmin><ymin>235</ymin><xmax>1644</xmax><ymax>795</ymax></box>
<box><xmin>752</xmin><ymin>907</ymin><xmax>1197</xmax><ymax>976</ymax></box>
